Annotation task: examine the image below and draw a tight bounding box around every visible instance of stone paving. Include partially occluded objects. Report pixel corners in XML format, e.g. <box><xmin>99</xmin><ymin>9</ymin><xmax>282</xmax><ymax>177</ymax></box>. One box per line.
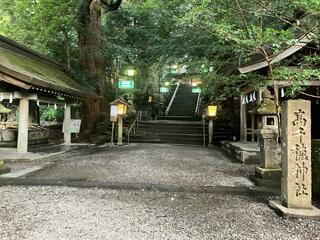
<box><xmin>0</xmin><ymin>143</ymin><xmax>320</xmax><ymax>240</ymax></box>
<box><xmin>21</xmin><ymin>144</ymin><xmax>255</xmax><ymax>189</ymax></box>
<box><xmin>0</xmin><ymin>186</ymin><xmax>319</xmax><ymax>240</ymax></box>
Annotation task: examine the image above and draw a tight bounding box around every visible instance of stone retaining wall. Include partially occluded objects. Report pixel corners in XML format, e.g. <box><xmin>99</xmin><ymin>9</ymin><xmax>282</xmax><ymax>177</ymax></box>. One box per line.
<box><xmin>312</xmin><ymin>139</ymin><xmax>320</xmax><ymax>201</ymax></box>
<box><xmin>0</xmin><ymin>128</ymin><xmax>49</xmax><ymax>147</ymax></box>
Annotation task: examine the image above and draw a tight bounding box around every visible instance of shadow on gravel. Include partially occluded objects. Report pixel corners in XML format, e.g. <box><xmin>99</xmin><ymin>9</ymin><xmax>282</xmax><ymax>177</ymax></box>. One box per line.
<box><xmin>0</xmin><ymin>178</ymin><xmax>278</xmax><ymax>202</ymax></box>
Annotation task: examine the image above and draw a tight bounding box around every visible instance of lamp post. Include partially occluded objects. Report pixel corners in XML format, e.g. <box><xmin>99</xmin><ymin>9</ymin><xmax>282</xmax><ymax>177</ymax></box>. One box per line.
<box><xmin>206</xmin><ymin>104</ymin><xmax>218</xmax><ymax>146</ymax></box>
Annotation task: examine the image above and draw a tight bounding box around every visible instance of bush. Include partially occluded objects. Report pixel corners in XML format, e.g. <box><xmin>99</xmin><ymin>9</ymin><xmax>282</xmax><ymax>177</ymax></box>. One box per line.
<box><xmin>40</xmin><ymin>106</ymin><xmax>64</xmax><ymax>123</ymax></box>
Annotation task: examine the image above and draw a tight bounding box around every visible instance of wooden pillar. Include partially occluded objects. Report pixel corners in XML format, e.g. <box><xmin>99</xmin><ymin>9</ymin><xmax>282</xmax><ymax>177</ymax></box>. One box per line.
<box><xmin>240</xmin><ymin>94</ymin><xmax>247</xmax><ymax>142</ymax></box>
<box><xmin>118</xmin><ymin>117</ymin><xmax>123</xmax><ymax>145</ymax></box>
<box><xmin>251</xmin><ymin>114</ymin><xmax>255</xmax><ymax>142</ymax></box>
<box><xmin>64</xmin><ymin>104</ymin><xmax>71</xmax><ymax>145</ymax></box>
<box><xmin>208</xmin><ymin>119</ymin><xmax>214</xmax><ymax>146</ymax></box>
<box><xmin>17</xmin><ymin>98</ymin><xmax>29</xmax><ymax>153</ymax></box>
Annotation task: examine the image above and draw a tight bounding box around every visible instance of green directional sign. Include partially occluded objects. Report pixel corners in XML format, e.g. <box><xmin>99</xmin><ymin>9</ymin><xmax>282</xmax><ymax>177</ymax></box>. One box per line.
<box><xmin>119</xmin><ymin>79</ymin><xmax>134</xmax><ymax>89</ymax></box>
<box><xmin>192</xmin><ymin>87</ymin><xmax>201</xmax><ymax>93</ymax></box>
<box><xmin>160</xmin><ymin>87</ymin><xmax>169</xmax><ymax>93</ymax></box>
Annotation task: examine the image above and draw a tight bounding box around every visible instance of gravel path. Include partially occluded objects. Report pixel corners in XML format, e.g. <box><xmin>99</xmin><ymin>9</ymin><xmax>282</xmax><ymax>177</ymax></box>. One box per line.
<box><xmin>25</xmin><ymin>144</ymin><xmax>254</xmax><ymax>188</ymax></box>
<box><xmin>0</xmin><ymin>186</ymin><xmax>319</xmax><ymax>240</ymax></box>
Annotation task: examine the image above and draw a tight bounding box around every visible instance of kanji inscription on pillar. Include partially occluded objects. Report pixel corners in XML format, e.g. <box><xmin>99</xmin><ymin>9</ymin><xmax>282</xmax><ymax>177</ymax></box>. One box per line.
<box><xmin>281</xmin><ymin>100</ymin><xmax>312</xmax><ymax>209</ymax></box>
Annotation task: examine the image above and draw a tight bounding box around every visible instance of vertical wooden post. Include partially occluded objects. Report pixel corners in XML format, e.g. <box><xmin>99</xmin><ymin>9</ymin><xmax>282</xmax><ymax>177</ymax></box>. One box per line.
<box><xmin>17</xmin><ymin>98</ymin><xmax>29</xmax><ymax>153</ymax></box>
<box><xmin>118</xmin><ymin>116</ymin><xmax>123</xmax><ymax>145</ymax></box>
<box><xmin>251</xmin><ymin>114</ymin><xmax>255</xmax><ymax>142</ymax></box>
<box><xmin>64</xmin><ymin>104</ymin><xmax>71</xmax><ymax>145</ymax></box>
<box><xmin>208</xmin><ymin>119</ymin><xmax>214</xmax><ymax>146</ymax></box>
<box><xmin>240</xmin><ymin>94</ymin><xmax>247</xmax><ymax>142</ymax></box>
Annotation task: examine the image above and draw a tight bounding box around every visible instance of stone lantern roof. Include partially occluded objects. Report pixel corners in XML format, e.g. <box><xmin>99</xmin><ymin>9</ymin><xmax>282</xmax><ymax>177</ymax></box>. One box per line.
<box><xmin>251</xmin><ymin>89</ymin><xmax>277</xmax><ymax>116</ymax></box>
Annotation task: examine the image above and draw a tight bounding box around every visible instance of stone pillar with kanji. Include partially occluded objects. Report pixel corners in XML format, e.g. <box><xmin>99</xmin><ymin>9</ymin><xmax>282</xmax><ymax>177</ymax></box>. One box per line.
<box><xmin>270</xmin><ymin>99</ymin><xmax>320</xmax><ymax>219</ymax></box>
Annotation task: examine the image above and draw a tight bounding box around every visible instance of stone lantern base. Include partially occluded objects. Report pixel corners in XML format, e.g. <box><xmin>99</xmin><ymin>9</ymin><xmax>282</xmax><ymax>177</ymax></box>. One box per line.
<box><xmin>250</xmin><ymin>167</ymin><xmax>281</xmax><ymax>188</ymax></box>
<box><xmin>269</xmin><ymin>200</ymin><xmax>320</xmax><ymax>219</ymax></box>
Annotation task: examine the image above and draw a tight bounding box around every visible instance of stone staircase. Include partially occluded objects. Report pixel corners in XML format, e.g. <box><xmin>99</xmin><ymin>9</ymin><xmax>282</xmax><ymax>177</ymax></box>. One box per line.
<box><xmin>167</xmin><ymin>83</ymin><xmax>199</xmax><ymax>117</ymax></box>
<box><xmin>124</xmin><ymin>83</ymin><xmax>238</xmax><ymax>146</ymax></box>
<box><xmin>127</xmin><ymin>120</ymin><xmax>206</xmax><ymax>146</ymax></box>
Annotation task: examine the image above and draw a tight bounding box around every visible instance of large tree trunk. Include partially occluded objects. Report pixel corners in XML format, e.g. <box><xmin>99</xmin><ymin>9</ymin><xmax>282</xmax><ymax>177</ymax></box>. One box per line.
<box><xmin>78</xmin><ymin>0</ymin><xmax>122</xmax><ymax>133</ymax></box>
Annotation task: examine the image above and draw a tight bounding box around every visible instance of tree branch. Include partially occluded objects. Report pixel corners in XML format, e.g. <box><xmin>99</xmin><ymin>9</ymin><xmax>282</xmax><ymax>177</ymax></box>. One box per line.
<box><xmin>235</xmin><ymin>0</ymin><xmax>253</xmax><ymax>40</ymax></box>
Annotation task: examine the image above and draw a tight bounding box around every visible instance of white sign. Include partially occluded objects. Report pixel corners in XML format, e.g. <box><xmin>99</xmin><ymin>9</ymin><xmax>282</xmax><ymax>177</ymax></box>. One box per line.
<box><xmin>110</xmin><ymin>105</ymin><xmax>118</xmax><ymax>122</ymax></box>
<box><xmin>63</xmin><ymin>119</ymin><xmax>81</xmax><ymax>133</ymax></box>
<box><xmin>70</xmin><ymin>119</ymin><xmax>81</xmax><ymax>133</ymax></box>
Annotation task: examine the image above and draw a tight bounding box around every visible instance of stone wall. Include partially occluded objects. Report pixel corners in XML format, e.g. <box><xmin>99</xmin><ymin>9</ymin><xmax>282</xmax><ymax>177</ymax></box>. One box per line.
<box><xmin>0</xmin><ymin>128</ymin><xmax>49</xmax><ymax>147</ymax></box>
<box><xmin>312</xmin><ymin>139</ymin><xmax>320</xmax><ymax>201</ymax></box>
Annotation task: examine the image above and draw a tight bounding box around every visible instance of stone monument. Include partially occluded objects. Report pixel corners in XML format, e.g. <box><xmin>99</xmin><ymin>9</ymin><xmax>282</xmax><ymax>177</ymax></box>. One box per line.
<box><xmin>270</xmin><ymin>99</ymin><xmax>320</xmax><ymax>219</ymax></box>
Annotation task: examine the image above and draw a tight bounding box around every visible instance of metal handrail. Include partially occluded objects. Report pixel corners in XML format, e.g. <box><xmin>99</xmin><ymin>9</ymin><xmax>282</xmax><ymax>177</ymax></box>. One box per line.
<box><xmin>165</xmin><ymin>80</ymin><xmax>182</xmax><ymax>116</ymax></box>
<box><xmin>195</xmin><ymin>92</ymin><xmax>201</xmax><ymax>115</ymax></box>
<box><xmin>127</xmin><ymin>111</ymin><xmax>142</xmax><ymax>145</ymax></box>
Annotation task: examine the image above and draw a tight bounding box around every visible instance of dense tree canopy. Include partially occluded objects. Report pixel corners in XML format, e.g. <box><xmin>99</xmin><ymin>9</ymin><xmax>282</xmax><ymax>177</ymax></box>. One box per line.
<box><xmin>1</xmin><ymin>0</ymin><xmax>320</xmax><ymax>103</ymax></box>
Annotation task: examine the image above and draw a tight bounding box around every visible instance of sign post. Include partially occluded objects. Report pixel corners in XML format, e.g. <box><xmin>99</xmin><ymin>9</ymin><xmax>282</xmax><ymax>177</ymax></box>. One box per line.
<box><xmin>192</xmin><ymin>87</ymin><xmax>201</xmax><ymax>93</ymax></box>
<box><xmin>119</xmin><ymin>79</ymin><xmax>134</xmax><ymax>89</ymax></box>
<box><xmin>160</xmin><ymin>87</ymin><xmax>169</xmax><ymax>93</ymax></box>
<box><xmin>110</xmin><ymin>105</ymin><xmax>118</xmax><ymax>146</ymax></box>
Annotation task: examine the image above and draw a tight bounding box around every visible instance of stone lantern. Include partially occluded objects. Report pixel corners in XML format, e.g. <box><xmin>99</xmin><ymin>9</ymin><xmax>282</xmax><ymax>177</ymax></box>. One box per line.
<box><xmin>251</xmin><ymin>89</ymin><xmax>281</xmax><ymax>186</ymax></box>
<box><xmin>255</xmin><ymin>89</ymin><xmax>278</xmax><ymax>131</ymax></box>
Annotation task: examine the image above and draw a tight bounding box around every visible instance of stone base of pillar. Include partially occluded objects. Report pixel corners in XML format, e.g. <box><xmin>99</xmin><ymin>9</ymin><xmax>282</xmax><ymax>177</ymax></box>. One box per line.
<box><xmin>250</xmin><ymin>167</ymin><xmax>281</xmax><ymax>187</ymax></box>
<box><xmin>269</xmin><ymin>200</ymin><xmax>320</xmax><ymax>219</ymax></box>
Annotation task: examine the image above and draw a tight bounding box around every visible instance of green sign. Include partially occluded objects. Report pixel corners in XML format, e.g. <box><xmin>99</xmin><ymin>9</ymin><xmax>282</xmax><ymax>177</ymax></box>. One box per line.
<box><xmin>119</xmin><ymin>79</ymin><xmax>134</xmax><ymax>89</ymax></box>
<box><xmin>192</xmin><ymin>87</ymin><xmax>201</xmax><ymax>93</ymax></box>
<box><xmin>160</xmin><ymin>87</ymin><xmax>169</xmax><ymax>93</ymax></box>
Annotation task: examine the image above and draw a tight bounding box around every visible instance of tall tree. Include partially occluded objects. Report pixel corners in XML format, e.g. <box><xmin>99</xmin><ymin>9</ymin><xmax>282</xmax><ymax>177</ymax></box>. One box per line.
<box><xmin>77</xmin><ymin>0</ymin><xmax>122</xmax><ymax>132</ymax></box>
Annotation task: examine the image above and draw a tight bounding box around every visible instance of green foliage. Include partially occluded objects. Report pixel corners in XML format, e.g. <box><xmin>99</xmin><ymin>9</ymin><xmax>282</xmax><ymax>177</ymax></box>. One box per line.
<box><xmin>0</xmin><ymin>0</ymin><xmax>80</xmax><ymax>67</ymax></box>
<box><xmin>1</xmin><ymin>0</ymin><xmax>320</xmax><ymax>103</ymax></box>
<box><xmin>40</xmin><ymin>106</ymin><xmax>64</xmax><ymax>122</ymax></box>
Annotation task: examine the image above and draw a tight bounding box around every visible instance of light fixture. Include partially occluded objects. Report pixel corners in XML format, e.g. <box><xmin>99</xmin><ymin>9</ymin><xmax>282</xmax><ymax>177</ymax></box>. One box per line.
<box><xmin>127</xmin><ymin>69</ymin><xmax>135</xmax><ymax>77</ymax></box>
<box><xmin>207</xmin><ymin>105</ymin><xmax>218</xmax><ymax>117</ymax></box>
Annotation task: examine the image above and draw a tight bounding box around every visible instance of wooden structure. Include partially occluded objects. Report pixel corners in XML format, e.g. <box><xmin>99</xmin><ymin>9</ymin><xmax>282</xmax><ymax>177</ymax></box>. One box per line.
<box><xmin>0</xmin><ymin>35</ymin><xmax>95</xmax><ymax>153</ymax></box>
<box><xmin>236</xmin><ymin>30</ymin><xmax>320</xmax><ymax>142</ymax></box>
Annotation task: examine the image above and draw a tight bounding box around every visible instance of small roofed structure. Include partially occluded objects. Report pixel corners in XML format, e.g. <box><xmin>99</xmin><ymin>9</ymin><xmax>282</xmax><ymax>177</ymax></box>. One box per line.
<box><xmin>0</xmin><ymin>35</ymin><xmax>96</xmax><ymax>153</ymax></box>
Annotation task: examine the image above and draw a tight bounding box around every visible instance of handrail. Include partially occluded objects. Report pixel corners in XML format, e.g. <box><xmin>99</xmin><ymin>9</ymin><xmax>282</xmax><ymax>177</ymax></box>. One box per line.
<box><xmin>127</xmin><ymin>111</ymin><xmax>142</xmax><ymax>145</ymax></box>
<box><xmin>165</xmin><ymin>80</ymin><xmax>181</xmax><ymax>116</ymax></box>
<box><xmin>195</xmin><ymin>92</ymin><xmax>201</xmax><ymax>115</ymax></box>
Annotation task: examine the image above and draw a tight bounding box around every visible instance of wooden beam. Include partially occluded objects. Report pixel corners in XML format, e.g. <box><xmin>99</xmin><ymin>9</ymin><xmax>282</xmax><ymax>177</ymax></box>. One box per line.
<box><xmin>0</xmin><ymin>72</ymin><xmax>32</xmax><ymax>89</ymax></box>
<box><xmin>238</xmin><ymin>34</ymin><xmax>313</xmax><ymax>74</ymax></box>
<box><xmin>13</xmin><ymin>91</ymin><xmax>37</xmax><ymax>100</ymax></box>
<box><xmin>0</xmin><ymin>92</ymin><xmax>13</xmax><ymax>100</ymax></box>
